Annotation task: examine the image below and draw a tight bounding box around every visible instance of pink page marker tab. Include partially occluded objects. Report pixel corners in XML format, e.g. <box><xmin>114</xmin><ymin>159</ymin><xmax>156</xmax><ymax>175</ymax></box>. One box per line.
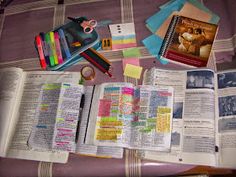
<box><xmin>54</xmin><ymin>32</ymin><xmax>64</xmax><ymax>64</ymax></box>
<box><xmin>122</xmin><ymin>57</ymin><xmax>140</xmax><ymax>70</ymax></box>
<box><xmin>98</xmin><ymin>99</ymin><xmax>112</xmax><ymax>117</ymax></box>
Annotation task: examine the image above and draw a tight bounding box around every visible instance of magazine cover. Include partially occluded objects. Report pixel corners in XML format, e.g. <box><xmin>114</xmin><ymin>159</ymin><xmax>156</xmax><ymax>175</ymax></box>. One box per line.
<box><xmin>160</xmin><ymin>15</ymin><xmax>218</xmax><ymax>67</ymax></box>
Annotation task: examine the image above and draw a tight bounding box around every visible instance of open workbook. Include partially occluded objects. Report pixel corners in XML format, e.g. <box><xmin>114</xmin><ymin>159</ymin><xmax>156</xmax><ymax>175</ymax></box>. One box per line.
<box><xmin>140</xmin><ymin>67</ymin><xmax>236</xmax><ymax>169</ymax></box>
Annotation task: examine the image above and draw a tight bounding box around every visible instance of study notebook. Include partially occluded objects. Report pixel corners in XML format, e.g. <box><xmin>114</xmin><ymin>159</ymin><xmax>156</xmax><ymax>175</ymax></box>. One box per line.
<box><xmin>159</xmin><ymin>15</ymin><xmax>218</xmax><ymax>68</ymax></box>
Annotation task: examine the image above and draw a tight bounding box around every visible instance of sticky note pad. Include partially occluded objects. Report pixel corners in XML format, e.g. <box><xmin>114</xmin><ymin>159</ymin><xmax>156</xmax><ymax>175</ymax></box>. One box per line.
<box><xmin>109</xmin><ymin>23</ymin><xmax>136</xmax><ymax>36</ymax></box>
<box><xmin>123</xmin><ymin>64</ymin><xmax>143</xmax><ymax>79</ymax></box>
<box><xmin>122</xmin><ymin>58</ymin><xmax>140</xmax><ymax>70</ymax></box>
<box><xmin>122</xmin><ymin>48</ymin><xmax>141</xmax><ymax>58</ymax></box>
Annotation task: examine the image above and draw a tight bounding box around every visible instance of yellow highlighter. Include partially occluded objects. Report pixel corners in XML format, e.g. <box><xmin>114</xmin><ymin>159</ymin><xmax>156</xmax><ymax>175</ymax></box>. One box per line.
<box><xmin>49</xmin><ymin>31</ymin><xmax>58</xmax><ymax>65</ymax></box>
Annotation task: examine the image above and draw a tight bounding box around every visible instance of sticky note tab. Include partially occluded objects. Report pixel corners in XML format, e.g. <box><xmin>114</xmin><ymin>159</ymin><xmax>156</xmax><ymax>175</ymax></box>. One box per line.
<box><xmin>122</xmin><ymin>58</ymin><xmax>140</xmax><ymax>70</ymax></box>
<box><xmin>122</xmin><ymin>48</ymin><xmax>141</xmax><ymax>58</ymax></box>
<box><xmin>123</xmin><ymin>64</ymin><xmax>143</xmax><ymax>79</ymax></box>
<box><xmin>98</xmin><ymin>99</ymin><xmax>112</xmax><ymax>117</ymax></box>
<box><xmin>156</xmin><ymin>107</ymin><xmax>171</xmax><ymax>133</ymax></box>
<box><xmin>96</xmin><ymin>128</ymin><xmax>122</xmax><ymax>140</ymax></box>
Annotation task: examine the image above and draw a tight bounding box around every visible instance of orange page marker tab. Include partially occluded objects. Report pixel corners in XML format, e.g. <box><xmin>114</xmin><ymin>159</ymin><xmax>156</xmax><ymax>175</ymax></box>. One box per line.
<box><xmin>35</xmin><ymin>35</ymin><xmax>47</xmax><ymax>69</ymax></box>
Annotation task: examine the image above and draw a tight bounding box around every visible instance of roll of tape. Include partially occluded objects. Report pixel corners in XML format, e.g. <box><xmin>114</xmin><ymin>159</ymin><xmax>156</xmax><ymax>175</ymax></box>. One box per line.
<box><xmin>81</xmin><ymin>65</ymin><xmax>95</xmax><ymax>80</ymax></box>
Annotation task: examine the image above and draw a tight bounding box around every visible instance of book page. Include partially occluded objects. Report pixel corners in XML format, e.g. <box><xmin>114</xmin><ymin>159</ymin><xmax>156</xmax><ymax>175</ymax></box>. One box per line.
<box><xmin>129</xmin><ymin>85</ymin><xmax>173</xmax><ymax>151</ymax></box>
<box><xmin>215</xmin><ymin>70</ymin><xmax>236</xmax><ymax>168</ymax></box>
<box><xmin>76</xmin><ymin>86</ymin><xmax>123</xmax><ymax>158</ymax></box>
<box><xmin>87</xmin><ymin>82</ymin><xmax>135</xmax><ymax>148</ymax></box>
<box><xmin>28</xmin><ymin>83</ymin><xmax>84</xmax><ymax>152</ymax></box>
<box><xmin>85</xmin><ymin>82</ymin><xmax>173</xmax><ymax>151</ymax></box>
<box><xmin>142</xmin><ymin>68</ymin><xmax>216</xmax><ymax>166</ymax></box>
<box><xmin>0</xmin><ymin>67</ymin><xmax>25</xmax><ymax>157</ymax></box>
<box><xmin>7</xmin><ymin>71</ymin><xmax>80</xmax><ymax>163</ymax></box>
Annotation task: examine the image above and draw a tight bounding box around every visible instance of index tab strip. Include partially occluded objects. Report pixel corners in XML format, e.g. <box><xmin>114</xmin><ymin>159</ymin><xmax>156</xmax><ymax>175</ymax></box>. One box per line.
<box><xmin>109</xmin><ymin>23</ymin><xmax>137</xmax><ymax>50</ymax></box>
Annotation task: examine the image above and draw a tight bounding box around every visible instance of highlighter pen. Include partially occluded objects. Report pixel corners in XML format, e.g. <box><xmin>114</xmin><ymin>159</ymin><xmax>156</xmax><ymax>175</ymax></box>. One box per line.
<box><xmin>35</xmin><ymin>35</ymin><xmax>47</xmax><ymax>69</ymax></box>
<box><xmin>45</xmin><ymin>33</ymin><xmax>55</xmax><ymax>67</ymax></box>
<box><xmin>49</xmin><ymin>31</ymin><xmax>59</xmax><ymax>65</ymax></box>
<box><xmin>39</xmin><ymin>32</ymin><xmax>50</xmax><ymax>66</ymax></box>
<box><xmin>54</xmin><ymin>32</ymin><xmax>64</xmax><ymax>64</ymax></box>
<box><xmin>58</xmin><ymin>29</ymin><xmax>71</xmax><ymax>60</ymax></box>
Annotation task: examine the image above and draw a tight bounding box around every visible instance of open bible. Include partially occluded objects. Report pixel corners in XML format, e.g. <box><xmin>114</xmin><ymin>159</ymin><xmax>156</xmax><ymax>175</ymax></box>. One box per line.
<box><xmin>80</xmin><ymin>82</ymin><xmax>174</xmax><ymax>153</ymax></box>
<box><xmin>140</xmin><ymin>67</ymin><xmax>236</xmax><ymax>169</ymax></box>
<box><xmin>0</xmin><ymin>67</ymin><xmax>81</xmax><ymax>163</ymax></box>
<box><xmin>0</xmin><ymin>68</ymin><xmax>174</xmax><ymax>162</ymax></box>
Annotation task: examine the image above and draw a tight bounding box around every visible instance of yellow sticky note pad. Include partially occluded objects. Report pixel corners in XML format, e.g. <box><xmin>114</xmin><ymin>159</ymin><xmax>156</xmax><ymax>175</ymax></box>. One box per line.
<box><xmin>156</xmin><ymin>107</ymin><xmax>171</xmax><ymax>133</ymax></box>
<box><xmin>123</xmin><ymin>64</ymin><xmax>143</xmax><ymax>79</ymax></box>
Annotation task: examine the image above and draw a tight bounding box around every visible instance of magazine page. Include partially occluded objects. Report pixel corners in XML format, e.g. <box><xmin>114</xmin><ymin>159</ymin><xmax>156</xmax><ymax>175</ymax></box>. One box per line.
<box><xmin>7</xmin><ymin>71</ymin><xmax>80</xmax><ymax>163</ymax></box>
<box><xmin>76</xmin><ymin>86</ymin><xmax>124</xmax><ymax>158</ymax></box>
<box><xmin>142</xmin><ymin>68</ymin><xmax>216</xmax><ymax>166</ymax></box>
<box><xmin>215</xmin><ymin>70</ymin><xmax>236</xmax><ymax>168</ymax></box>
<box><xmin>0</xmin><ymin>67</ymin><xmax>25</xmax><ymax>157</ymax></box>
<box><xmin>28</xmin><ymin>83</ymin><xmax>84</xmax><ymax>152</ymax></box>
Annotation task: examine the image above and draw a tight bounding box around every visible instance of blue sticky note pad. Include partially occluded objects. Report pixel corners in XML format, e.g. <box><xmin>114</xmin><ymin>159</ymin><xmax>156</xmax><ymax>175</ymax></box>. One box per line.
<box><xmin>142</xmin><ymin>34</ymin><xmax>168</xmax><ymax>65</ymax></box>
<box><xmin>146</xmin><ymin>0</ymin><xmax>186</xmax><ymax>33</ymax></box>
<box><xmin>146</xmin><ymin>0</ymin><xmax>220</xmax><ymax>33</ymax></box>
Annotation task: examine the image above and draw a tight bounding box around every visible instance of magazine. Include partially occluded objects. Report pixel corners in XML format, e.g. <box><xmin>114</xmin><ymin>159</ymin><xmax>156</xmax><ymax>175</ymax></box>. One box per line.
<box><xmin>140</xmin><ymin>67</ymin><xmax>236</xmax><ymax>169</ymax></box>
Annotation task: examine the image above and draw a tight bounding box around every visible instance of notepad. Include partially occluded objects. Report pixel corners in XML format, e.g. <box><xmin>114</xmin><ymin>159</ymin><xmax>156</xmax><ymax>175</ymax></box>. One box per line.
<box><xmin>109</xmin><ymin>23</ymin><xmax>137</xmax><ymax>50</ymax></box>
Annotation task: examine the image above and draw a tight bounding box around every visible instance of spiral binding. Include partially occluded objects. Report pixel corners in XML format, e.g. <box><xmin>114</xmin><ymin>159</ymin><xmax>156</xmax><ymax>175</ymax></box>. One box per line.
<box><xmin>159</xmin><ymin>15</ymin><xmax>180</xmax><ymax>57</ymax></box>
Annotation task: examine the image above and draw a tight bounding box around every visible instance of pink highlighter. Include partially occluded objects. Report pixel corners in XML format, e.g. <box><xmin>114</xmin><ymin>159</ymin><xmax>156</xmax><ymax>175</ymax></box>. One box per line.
<box><xmin>54</xmin><ymin>32</ymin><xmax>64</xmax><ymax>64</ymax></box>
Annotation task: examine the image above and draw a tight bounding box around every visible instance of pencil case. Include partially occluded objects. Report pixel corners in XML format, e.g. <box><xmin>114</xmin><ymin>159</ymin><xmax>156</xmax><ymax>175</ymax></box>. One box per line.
<box><xmin>34</xmin><ymin>16</ymin><xmax>101</xmax><ymax>71</ymax></box>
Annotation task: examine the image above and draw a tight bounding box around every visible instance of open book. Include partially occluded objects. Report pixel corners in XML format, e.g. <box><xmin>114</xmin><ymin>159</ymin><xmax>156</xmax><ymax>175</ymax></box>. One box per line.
<box><xmin>0</xmin><ymin>67</ymin><xmax>81</xmax><ymax>163</ymax></box>
<box><xmin>140</xmin><ymin>67</ymin><xmax>236</xmax><ymax>169</ymax></box>
<box><xmin>82</xmin><ymin>82</ymin><xmax>174</xmax><ymax>152</ymax></box>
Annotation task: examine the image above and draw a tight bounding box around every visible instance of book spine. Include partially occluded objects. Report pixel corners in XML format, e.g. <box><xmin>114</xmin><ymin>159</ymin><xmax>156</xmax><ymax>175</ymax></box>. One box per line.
<box><xmin>159</xmin><ymin>15</ymin><xmax>180</xmax><ymax>57</ymax></box>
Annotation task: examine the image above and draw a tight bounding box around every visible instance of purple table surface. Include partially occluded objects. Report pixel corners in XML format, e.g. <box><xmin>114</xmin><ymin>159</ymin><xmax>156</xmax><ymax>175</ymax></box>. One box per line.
<box><xmin>0</xmin><ymin>0</ymin><xmax>236</xmax><ymax>177</ymax></box>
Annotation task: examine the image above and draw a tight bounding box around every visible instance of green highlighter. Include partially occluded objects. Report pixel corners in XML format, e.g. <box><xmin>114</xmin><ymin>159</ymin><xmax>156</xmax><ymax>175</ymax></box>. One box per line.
<box><xmin>45</xmin><ymin>33</ymin><xmax>55</xmax><ymax>67</ymax></box>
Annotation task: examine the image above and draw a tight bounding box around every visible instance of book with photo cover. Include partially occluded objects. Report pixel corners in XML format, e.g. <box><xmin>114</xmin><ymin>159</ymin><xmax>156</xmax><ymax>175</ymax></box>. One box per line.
<box><xmin>159</xmin><ymin>15</ymin><xmax>218</xmax><ymax>67</ymax></box>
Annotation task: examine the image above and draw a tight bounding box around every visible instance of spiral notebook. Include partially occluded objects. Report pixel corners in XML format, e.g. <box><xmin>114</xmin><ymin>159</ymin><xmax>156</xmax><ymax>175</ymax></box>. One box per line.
<box><xmin>159</xmin><ymin>15</ymin><xmax>218</xmax><ymax>68</ymax></box>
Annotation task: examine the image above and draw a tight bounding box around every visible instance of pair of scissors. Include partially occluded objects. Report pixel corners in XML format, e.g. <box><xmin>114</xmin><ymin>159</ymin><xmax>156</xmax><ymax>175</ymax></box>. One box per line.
<box><xmin>67</xmin><ymin>17</ymin><xmax>97</xmax><ymax>34</ymax></box>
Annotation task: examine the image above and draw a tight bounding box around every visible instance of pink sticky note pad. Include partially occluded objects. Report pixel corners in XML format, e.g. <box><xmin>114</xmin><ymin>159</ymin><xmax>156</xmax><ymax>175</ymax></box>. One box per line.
<box><xmin>122</xmin><ymin>58</ymin><xmax>140</xmax><ymax>70</ymax></box>
<box><xmin>98</xmin><ymin>99</ymin><xmax>112</xmax><ymax>117</ymax></box>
